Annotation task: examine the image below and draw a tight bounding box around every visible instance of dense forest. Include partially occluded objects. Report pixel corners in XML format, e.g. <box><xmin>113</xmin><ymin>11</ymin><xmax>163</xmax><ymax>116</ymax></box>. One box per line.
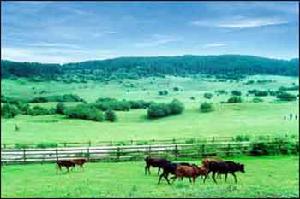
<box><xmin>1</xmin><ymin>55</ymin><xmax>299</xmax><ymax>80</ymax></box>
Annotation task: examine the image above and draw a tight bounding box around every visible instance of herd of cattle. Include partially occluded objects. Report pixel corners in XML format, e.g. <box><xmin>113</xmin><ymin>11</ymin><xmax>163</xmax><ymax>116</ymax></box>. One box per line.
<box><xmin>56</xmin><ymin>156</ymin><xmax>245</xmax><ymax>185</ymax></box>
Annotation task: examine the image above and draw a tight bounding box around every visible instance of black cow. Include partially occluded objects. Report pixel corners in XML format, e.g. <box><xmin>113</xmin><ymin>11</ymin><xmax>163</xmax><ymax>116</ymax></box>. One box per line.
<box><xmin>203</xmin><ymin>160</ymin><xmax>245</xmax><ymax>183</ymax></box>
<box><xmin>144</xmin><ymin>156</ymin><xmax>170</xmax><ymax>175</ymax></box>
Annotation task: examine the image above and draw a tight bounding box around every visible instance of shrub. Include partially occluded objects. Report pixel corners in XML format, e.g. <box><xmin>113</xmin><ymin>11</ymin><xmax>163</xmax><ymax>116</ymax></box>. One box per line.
<box><xmin>1</xmin><ymin>103</ymin><xmax>20</xmax><ymax>118</ymax></box>
<box><xmin>200</xmin><ymin>102</ymin><xmax>214</xmax><ymax>113</ymax></box>
<box><xmin>245</xmin><ymin>80</ymin><xmax>255</xmax><ymax>85</ymax></box>
<box><xmin>173</xmin><ymin>87</ymin><xmax>179</xmax><ymax>91</ymax></box>
<box><xmin>276</xmin><ymin>92</ymin><xmax>297</xmax><ymax>101</ymax></box>
<box><xmin>147</xmin><ymin>103</ymin><xmax>171</xmax><ymax>119</ymax></box>
<box><xmin>252</xmin><ymin>97</ymin><xmax>264</xmax><ymax>103</ymax></box>
<box><xmin>227</xmin><ymin>96</ymin><xmax>243</xmax><ymax>103</ymax></box>
<box><xmin>95</xmin><ymin>98</ymin><xmax>130</xmax><ymax>111</ymax></box>
<box><xmin>158</xmin><ymin>90</ymin><xmax>168</xmax><ymax>96</ymax></box>
<box><xmin>203</xmin><ymin>92</ymin><xmax>213</xmax><ymax>99</ymax></box>
<box><xmin>254</xmin><ymin>91</ymin><xmax>268</xmax><ymax>97</ymax></box>
<box><xmin>56</xmin><ymin>102</ymin><xmax>65</xmax><ymax>114</ymax></box>
<box><xmin>105</xmin><ymin>109</ymin><xmax>117</xmax><ymax>122</ymax></box>
<box><xmin>28</xmin><ymin>106</ymin><xmax>51</xmax><ymax>115</ymax></box>
<box><xmin>279</xmin><ymin>85</ymin><xmax>299</xmax><ymax>91</ymax></box>
<box><xmin>235</xmin><ymin>135</ymin><xmax>250</xmax><ymax>141</ymax></box>
<box><xmin>168</xmin><ymin>99</ymin><xmax>184</xmax><ymax>115</ymax></box>
<box><xmin>36</xmin><ymin>143</ymin><xmax>58</xmax><ymax>148</ymax></box>
<box><xmin>128</xmin><ymin>100</ymin><xmax>150</xmax><ymax>109</ymax></box>
<box><xmin>231</xmin><ymin>90</ymin><xmax>242</xmax><ymax>96</ymax></box>
<box><xmin>249</xmin><ymin>143</ymin><xmax>269</xmax><ymax>156</ymax></box>
<box><xmin>190</xmin><ymin>97</ymin><xmax>195</xmax><ymax>100</ymax></box>
<box><xmin>147</xmin><ymin>99</ymin><xmax>184</xmax><ymax>119</ymax></box>
<box><xmin>30</xmin><ymin>94</ymin><xmax>84</xmax><ymax>103</ymax></box>
<box><xmin>64</xmin><ymin>104</ymin><xmax>104</xmax><ymax>122</ymax></box>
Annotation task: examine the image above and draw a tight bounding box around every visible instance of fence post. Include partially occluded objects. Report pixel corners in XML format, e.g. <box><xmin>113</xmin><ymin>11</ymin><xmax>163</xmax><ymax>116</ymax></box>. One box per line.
<box><xmin>23</xmin><ymin>148</ymin><xmax>26</xmax><ymax>163</ymax></box>
<box><xmin>174</xmin><ymin>144</ymin><xmax>178</xmax><ymax>160</ymax></box>
<box><xmin>172</xmin><ymin>138</ymin><xmax>176</xmax><ymax>144</ymax></box>
<box><xmin>63</xmin><ymin>143</ymin><xmax>66</xmax><ymax>147</ymax></box>
<box><xmin>116</xmin><ymin>147</ymin><xmax>120</xmax><ymax>161</ymax></box>
<box><xmin>88</xmin><ymin>140</ymin><xmax>91</xmax><ymax>147</ymax></box>
<box><xmin>131</xmin><ymin>139</ymin><xmax>133</xmax><ymax>145</ymax></box>
<box><xmin>227</xmin><ymin>144</ymin><xmax>231</xmax><ymax>156</ymax></box>
<box><xmin>212</xmin><ymin>137</ymin><xmax>215</xmax><ymax>143</ymax></box>
<box><xmin>86</xmin><ymin>147</ymin><xmax>90</xmax><ymax>161</ymax></box>
<box><xmin>148</xmin><ymin>145</ymin><xmax>151</xmax><ymax>155</ymax></box>
<box><xmin>201</xmin><ymin>144</ymin><xmax>205</xmax><ymax>157</ymax></box>
<box><xmin>56</xmin><ymin>148</ymin><xmax>58</xmax><ymax>161</ymax></box>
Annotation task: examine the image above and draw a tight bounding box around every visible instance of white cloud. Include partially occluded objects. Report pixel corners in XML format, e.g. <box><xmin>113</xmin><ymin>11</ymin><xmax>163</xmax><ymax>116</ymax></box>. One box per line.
<box><xmin>2</xmin><ymin>47</ymin><xmax>114</xmax><ymax>64</ymax></box>
<box><xmin>202</xmin><ymin>43</ymin><xmax>226</xmax><ymax>49</ymax></box>
<box><xmin>191</xmin><ymin>16</ymin><xmax>289</xmax><ymax>29</ymax></box>
<box><xmin>135</xmin><ymin>34</ymin><xmax>180</xmax><ymax>47</ymax></box>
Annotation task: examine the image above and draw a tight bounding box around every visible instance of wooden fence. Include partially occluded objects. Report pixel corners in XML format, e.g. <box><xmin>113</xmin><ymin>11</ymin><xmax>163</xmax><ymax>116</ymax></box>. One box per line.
<box><xmin>2</xmin><ymin>139</ymin><xmax>298</xmax><ymax>164</ymax></box>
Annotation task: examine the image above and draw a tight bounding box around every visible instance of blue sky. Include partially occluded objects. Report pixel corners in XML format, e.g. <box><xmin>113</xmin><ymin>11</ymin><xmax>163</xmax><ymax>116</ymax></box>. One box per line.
<box><xmin>1</xmin><ymin>1</ymin><xmax>299</xmax><ymax>63</ymax></box>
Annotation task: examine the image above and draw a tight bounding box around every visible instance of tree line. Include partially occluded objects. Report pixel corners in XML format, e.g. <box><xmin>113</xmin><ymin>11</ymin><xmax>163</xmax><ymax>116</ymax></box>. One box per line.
<box><xmin>2</xmin><ymin>55</ymin><xmax>299</xmax><ymax>79</ymax></box>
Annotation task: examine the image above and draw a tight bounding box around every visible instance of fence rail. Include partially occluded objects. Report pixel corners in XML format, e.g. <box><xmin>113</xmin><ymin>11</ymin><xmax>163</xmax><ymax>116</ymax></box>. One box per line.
<box><xmin>2</xmin><ymin>138</ymin><xmax>298</xmax><ymax>164</ymax></box>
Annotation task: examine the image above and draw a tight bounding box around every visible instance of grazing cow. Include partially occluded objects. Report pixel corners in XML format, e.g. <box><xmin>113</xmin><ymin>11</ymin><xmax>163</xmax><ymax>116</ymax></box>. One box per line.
<box><xmin>157</xmin><ymin>162</ymin><xmax>195</xmax><ymax>184</ymax></box>
<box><xmin>202</xmin><ymin>157</ymin><xmax>223</xmax><ymax>179</ymax></box>
<box><xmin>203</xmin><ymin>160</ymin><xmax>245</xmax><ymax>184</ymax></box>
<box><xmin>56</xmin><ymin>160</ymin><xmax>75</xmax><ymax>173</ymax></box>
<box><xmin>144</xmin><ymin>156</ymin><xmax>170</xmax><ymax>175</ymax></box>
<box><xmin>171</xmin><ymin>165</ymin><xmax>208</xmax><ymax>184</ymax></box>
<box><xmin>71</xmin><ymin>158</ymin><xmax>87</xmax><ymax>169</ymax></box>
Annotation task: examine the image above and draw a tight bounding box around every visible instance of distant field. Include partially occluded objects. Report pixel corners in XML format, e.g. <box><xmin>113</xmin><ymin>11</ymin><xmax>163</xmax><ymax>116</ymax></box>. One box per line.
<box><xmin>1</xmin><ymin>75</ymin><xmax>299</xmax><ymax>144</ymax></box>
<box><xmin>2</xmin><ymin>156</ymin><xmax>298</xmax><ymax>198</ymax></box>
<box><xmin>2</xmin><ymin>102</ymin><xmax>298</xmax><ymax>144</ymax></box>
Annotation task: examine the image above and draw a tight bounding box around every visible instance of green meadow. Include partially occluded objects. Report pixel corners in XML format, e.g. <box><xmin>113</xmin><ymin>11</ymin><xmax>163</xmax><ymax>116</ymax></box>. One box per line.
<box><xmin>1</xmin><ymin>75</ymin><xmax>299</xmax><ymax>144</ymax></box>
<box><xmin>2</xmin><ymin>156</ymin><xmax>299</xmax><ymax>198</ymax></box>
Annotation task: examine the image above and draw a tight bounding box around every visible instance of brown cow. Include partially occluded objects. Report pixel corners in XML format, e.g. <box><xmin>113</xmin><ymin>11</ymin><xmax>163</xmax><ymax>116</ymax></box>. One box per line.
<box><xmin>56</xmin><ymin>160</ymin><xmax>75</xmax><ymax>173</ymax></box>
<box><xmin>171</xmin><ymin>165</ymin><xmax>208</xmax><ymax>184</ymax></box>
<box><xmin>71</xmin><ymin>158</ymin><xmax>87</xmax><ymax>170</ymax></box>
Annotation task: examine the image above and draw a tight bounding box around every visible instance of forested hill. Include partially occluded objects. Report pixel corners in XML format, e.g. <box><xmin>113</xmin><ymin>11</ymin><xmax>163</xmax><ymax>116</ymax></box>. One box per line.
<box><xmin>1</xmin><ymin>55</ymin><xmax>299</xmax><ymax>79</ymax></box>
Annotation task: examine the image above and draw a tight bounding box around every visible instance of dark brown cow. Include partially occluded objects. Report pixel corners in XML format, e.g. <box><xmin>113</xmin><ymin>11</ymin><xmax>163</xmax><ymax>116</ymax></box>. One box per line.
<box><xmin>56</xmin><ymin>160</ymin><xmax>75</xmax><ymax>173</ymax></box>
<box><xmin>71</xmin><ymin>158</ymin><xmax>87</xmax><ymax>169</ymax></box>
<box><xmin>203</xmin><ymin>160</ymin><xmax>245</xmax><ymax>183</ymax></box>
<box><xmin>171</xmin><ymin>165</ymin><xmax>208</xmax><ymax>184</ymax></box>
<box><xmin>144</xmin><ymin>156</ymin><xmax>170</xmax><ymax>175</ymax></box>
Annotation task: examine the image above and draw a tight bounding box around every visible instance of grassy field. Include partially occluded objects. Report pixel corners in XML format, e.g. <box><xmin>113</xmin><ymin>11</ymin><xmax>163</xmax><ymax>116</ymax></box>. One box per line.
<box><xmin>1</xmin><ymin>75</ymin><xmax>299</xmax><ymax>144</ymax></box>
<box><xmin>2</xmin><ymin>102</ymin><xmax>298</xmax><ymax>144</ymax></box>
<box><xmin>1</xmin><ymin>156</ymin><xmax>299</xmax><ymax>198</ymax></box>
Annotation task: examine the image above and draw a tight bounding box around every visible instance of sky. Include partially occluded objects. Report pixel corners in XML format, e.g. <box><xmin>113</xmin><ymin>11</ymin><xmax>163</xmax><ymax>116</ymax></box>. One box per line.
<box><xmin>1</xmin><ymin>1</ymin><xmax>299</xmax><ymax>63</ymax></box>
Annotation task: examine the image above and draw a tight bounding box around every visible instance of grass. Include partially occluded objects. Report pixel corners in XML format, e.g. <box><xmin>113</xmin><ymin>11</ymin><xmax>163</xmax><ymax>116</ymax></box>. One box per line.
<box><xmin>1</xmin><ymin>156</ymin><xmax>299</xmax><ymax>198</ymax></box>
<box><xmin>2</xmin><ymin>102</ymin><xmax>298</xmax><ymax>144</ymax></box>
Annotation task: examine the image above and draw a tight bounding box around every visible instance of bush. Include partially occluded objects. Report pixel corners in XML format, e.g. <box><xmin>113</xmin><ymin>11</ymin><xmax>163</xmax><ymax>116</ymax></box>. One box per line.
<box><xmin>147</xmin><ymin>103</ymin><xmax>171</xmax><ymax>119</ymax></box>
<box><xmin>252</xmin><ymin>97</ymin><xmax>264</xmax><ymax>103</ymax></box>
<box><xmin>147</xmin><ymin>99</ymin><xmax>184</xmax><ymax>119</ymax></box>
<box><xmin>276</xmin><ymin>92</ymin><xmax>297</xmax><ymax>101</ymax></box>
<box><xmin>30</xmin><ymin>94</ymin><xmax>84</xmax><ymax>103</ymax></box>
<box><xmin>231</xmin><ymin>90</ymin><xmax>242</xmax><ymax>96</ymax></box>
<box><xmin>173</xmin><ymin>87</ymin><xmax>179</xmax><ymax>91</ymax></box>
<box><xmin>168</xmin><ymin>99</ymin><xmax>184</xmax><ymax>115</ymax></box>
<box><xmin>105</xmin><ymin>109</ymin><xmax>117</xmax><ymax>122</ymax></box>
<box><xmin>158</xmin><ymin>90</ymin><xmax>168</xmax><ymax>96</ymax></box>
<box><xmin>245</xmin><ymin>80</ymin><xmax>255</xmax><ymax>85</ymax></box>
<box><xmin>227</xmin><ymin>96</ymin><xmax>243</xmax><ymax>103</ymax></box>
<box><xmin>36</xmin><ymin>143</ymin><xmax>58</xmax><ymax>148</ymax></box>
<box><xmin>203</xmin><ymin>92</ymin><xmax>213</xmax><ymax>99</ymax></box>
<box><xmin>28</xmin><ymin>106</ymin><xmax>52</xmax><ymax>115</ymax></box>
<box><xmin>95</xmin><ymin>98</ymin><xmax>130</xmax><ymax>111</ymax></box>
<box><xmin>1</xmin><ymin>103</ymin><xmax>20</xmax><ymax>118</ymax></box>
<box><xmin>200</xmin><ymin>102</ymin><xmax>214</xmax><ymax>113</ymax></box>
<box><xmin>254</xmin><ymin>91</ymin><xmax>268</xmax><ymax>97</ymax></box>
<box><xmin>64</xmin><ymin>104</ymin><xmax>104</xmax><ymax>122</ymax></box>
<box><xmin>235</xmin><ymin>135</ymin><xmax>250</xmax><ymax>141</ymax></box>
<box><xmin>249</xmin><ymin>143</ymin><xmax>270</xmax><ymax>156</ymax></box>
<box><xmin>128</xmin><ymin>100</ymin><xmax>150</xmax><ymax>109</ymax></box>
<box><xmin>56</xmin><ymin>102</ymin><xmax>65</xmax><ymax>114</ymax></box>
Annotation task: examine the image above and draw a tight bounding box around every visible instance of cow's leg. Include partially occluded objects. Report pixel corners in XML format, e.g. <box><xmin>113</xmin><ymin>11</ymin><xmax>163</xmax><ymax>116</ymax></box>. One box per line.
<box><xmin>164</xmin><ymin>173</ymin><xmax>171</xmax><ymax>185</ymax></box>
<box><xmin>232</xmin><ymin>172</ymin><xmax>238</xmax><ymax>183</ymax></box>
<box><xmin>212</xmin><ymin>172</ymin><xmax>217</xmax><ymax>184</ymax></box>
<box><xmin>192</xmin><ymin>177</ymin><xmax>196</xmax><ymax>184</ymax></box>
<box><xmin>171</xmin><ymin>175</ymin><xmax>177</xmax><ymax>184</ymax></box>
<box><xmin>158</xmin><ymin>167</ymin><xmax>160</xmax><ymax>175</ymax></box>
<box><xmin>203</xmin><ymin>172</ymin><xmax>210</xmax><ymax>183</ymax></box>
<box><xmin>158</xmin><ymin>173</ymin><xmax>164</xmax><ymax>184</ymax></box>
<box><xmin>225</xmin><ymin>173</ymin><xmax>228</xmax><ymax>182</ymax></box>
<box><xmin>189</xmin><ymin>178</ymin><xmax>192</xmax><ymax>183</ymax></box>
<box><xmin>145</xmin><ymin>165</ymin><xmax>150</xmax><ymax>175</ymax></box>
